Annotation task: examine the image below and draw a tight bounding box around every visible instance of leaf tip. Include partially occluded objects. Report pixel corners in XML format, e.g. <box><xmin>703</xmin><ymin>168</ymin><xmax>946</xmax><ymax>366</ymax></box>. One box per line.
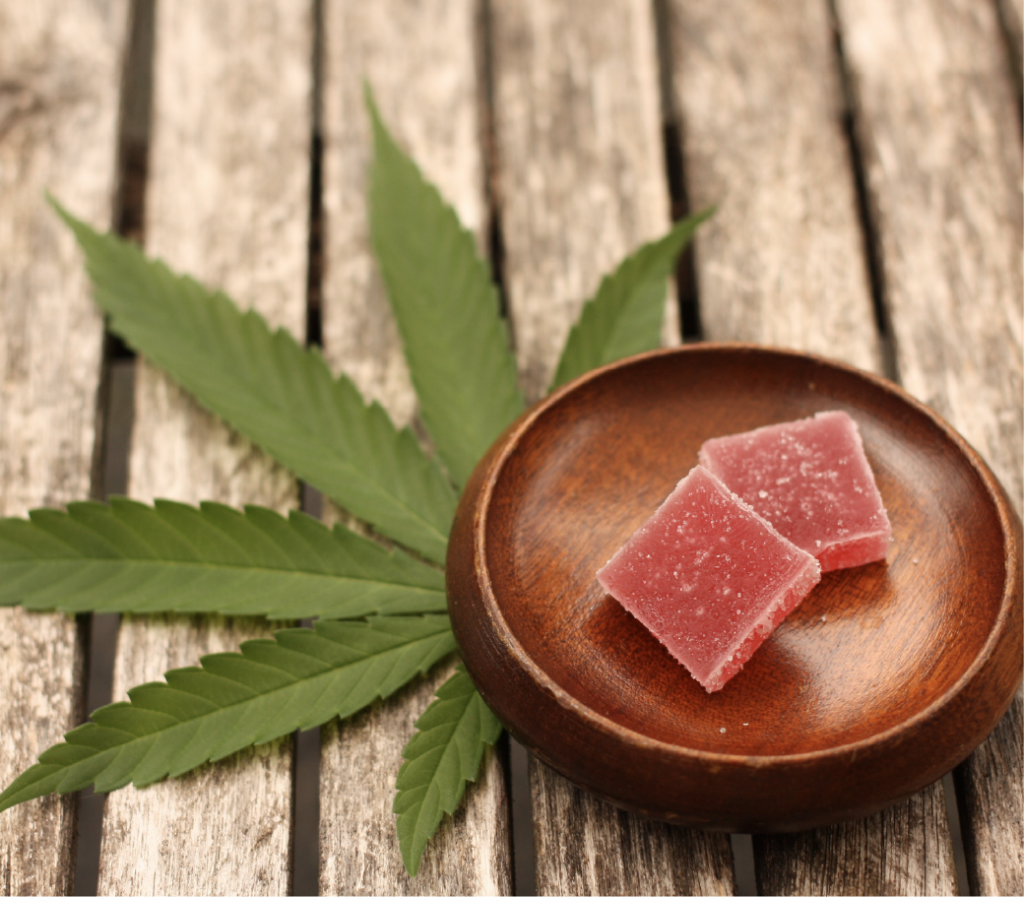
<box><xmin>401</xmin><ymin>845</ymin><xmax>424</xmax><ymax>879</ymax></box>
<box><xmin>692</xmin><ymin>204</ymin><xmax>716</xmax><ymax>224</ymax></box>
<box><xmin>45</xmin><ymin>192</ymin><xmax>78</xmax><ymax>231</ymax></box>
<box><xmin>0</xmin><ymin>786</ymin><xmax>20</xmax><ymax>814</ymax></box>
<box><xmin>363</xmin><ymin>80</ymin><xmax>387</xmax><ymax>145</ymax></box>
<box><xmin>362</xmin><ymin>79</ymin><xmax>379</xmax><ymax>117</ymax></box>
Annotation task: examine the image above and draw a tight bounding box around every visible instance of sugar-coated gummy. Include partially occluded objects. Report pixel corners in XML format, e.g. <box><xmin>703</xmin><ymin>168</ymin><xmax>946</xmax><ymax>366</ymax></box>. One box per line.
<box><xmin>597</xmin><ymin>466</ymin><xmax>821</xmax><ymax>693</ymax></box>
<box><xmin>699</xmin><ymin>411</ymin><xmax>891</xmax><ymax>572</ymax></box>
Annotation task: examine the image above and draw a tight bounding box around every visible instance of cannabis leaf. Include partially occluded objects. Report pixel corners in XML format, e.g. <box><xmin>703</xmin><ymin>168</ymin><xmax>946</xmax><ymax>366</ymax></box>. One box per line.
<box><xmin>0</xmin><ymin>498</ymin><xmax>446</xmax><ymax>619</ymax></box>
<box><xmin>0</xmin><ymin>91</ymin><xmax>712</xmax><ymax>881</ymax></box>
<box><xmin>367</xmin><ymin>90</ymin><xmax>525</xmax><ymax>488</ymax></box>
<box><xmin>550</xmin><ymin>206</ymin><xmax>714</xmax><ymax>390</ymax></box>
<box><xmin>0</xmin><ymin>616</ymin><xmax>455</xmax><ymax>813</ymax></box>
<box><xmin>362</xmin><ymin>93</ymin><xmax>713</xmax><ymax>874</ymax></box>
<box><xmin>52</xmin><ymin>199</ymin><xmax>455</xmax><ymax>565</ymax></box>
<box><xmin>394</xmin><ymin>665</ymin><xmax>503</xmax><ymax>876</ymax></box>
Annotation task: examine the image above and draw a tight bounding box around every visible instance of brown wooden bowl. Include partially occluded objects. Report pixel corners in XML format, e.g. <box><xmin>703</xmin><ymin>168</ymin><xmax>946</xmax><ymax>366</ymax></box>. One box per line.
<box><xmin>447</xmin><ymin>345</ymin><xmax>1023</xmax><ymax>831</ymax></box>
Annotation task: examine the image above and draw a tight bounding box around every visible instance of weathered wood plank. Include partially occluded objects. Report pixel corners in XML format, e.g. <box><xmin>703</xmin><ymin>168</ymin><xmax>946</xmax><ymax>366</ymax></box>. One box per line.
<box><xmin>94</xmin><ymin>2</ymin><xmax>312</xmax><ymax>894</ymax></box>
<box><xmin>320</xmin><ymin>659</ymin><xmax>511</xmax><ymax>895</ymax></box>
<box><xmin>662</xmin><ymin>2</ymin><xmax>960</xmax><ymax>894</ymax></box>
<box><xmin>753</xmin><ymin>787</ymin><xmax>957</xmax><ymax>896</ymax></box>
<box><xmin>489</xmin><ymin>1</ymin><xmax>734</xmax><ymax>893</ymax></box>
<box><xmin>836</xmin><ymin>0</ymin><xmax>1023</xmax><ymax>520</ymax></box>
<box><xmin>317</xmin><ymin>2</ymin><xmax>512</xmax><ymax>893</ymax></box>
<box><xmin>0</xmin><ymin>2</ymin><xmax>129</xmax><ymax>893</ymax></box>
<box><xmin>834</xmin><ymin>0</ymin><xmax>1024</xmax><ymax>894</ymax></box>
<box><xmin>318</xmin><ymin>0</ymin><xmax>487</xmax><ymax>421</ymax></box>
<box><xmin>996</xmin><ymin>0</ymin><xmax>1023</xmax><ymax>94</ymax></box>
<box><xmin>491</xmin><ymin>0</ymin><xmax>682</xmax><ymax>400</ymax></box>
<box><xmin>528</xmin><ymin>767</ymin><xmax>736</xmax><ymax>896</ymax></box>
<box><xmin>665</xmin><ymin>0</ymin><xmax>880</xmax><ymax>371</ymax></box>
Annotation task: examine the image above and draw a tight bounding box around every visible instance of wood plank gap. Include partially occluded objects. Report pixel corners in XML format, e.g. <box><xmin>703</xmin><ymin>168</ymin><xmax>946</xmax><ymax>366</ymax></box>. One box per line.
<box><xmin>826</xmin><ymin>0</ymin><xmax>900</xmax><ymax>383</ymax></box>
<box><xmin>653</xmin><ymin>0</ymin><xmax>701</xmax><ymax>341</ymax></box>
<box><xmin>661</xmin><ymin>1</ymin><xmax>958</xmax><ymax>893</ymax></box>
<box><xmin>95</xmin><ymin>3</ymin><xmax>313</xmax><ymax>892</ymax></box>
<box><xmin>940</xmin><ymin>773</ymin><xmax>970</xmax><ymax>897</ymax></box>
<box><xmin>74</xmin><ymin>355</ymin><xmax>135</xmax><ymax>896</ymax></box>
<box><xmin>306</xmin><ymin>132</ymin><xmax>325</xmax><ymax>350</ymax></box>
<box><xmin>112</xmin><ymin>0</ymin><xmax>154</xmax><ymax>247</ymax></box>
<box><xmin>753</xmin><ymin>788</ymin><xmax>958</xmax><ymax>897</ymax></box>
<box><xmin>293</xmin><ymin>724</ymin><xmax>322</xmax><ymax>897</ymax></box>
<box><xmin>73</xmin><ymin>5</ymin><xmax>147</xmax><ymax>892</ymax></box>
<box><xmin>89</xmin><ymin>0</ymin><xmax>153</xmax><ymax>500</ymax></box>
<box><xmin>306</xmin><ymin>0</ymin><xmax>325</xmax><ymax>349</ymax></box>
<box><xmin>664</xmin><ymin>0</ymin><xmax>882</xmax><ymax>373</ymax></box>
<box><xmin>728</xmin><ymin>834</ymin><xmax>757</xmax><ymax>897</ymax></box>
<box><xmin>488</xmin><ymin>2</ymin><xmax>734</xmax><ymax>890</ymax></box>
<box><xmin>72</xmin><ymin>612</ymin><xmax>120</xmax><ymax>897</ymax></box>
<box><xmin>831</xmin><ymin>0</ymin><xmax>1023</xmax><ymax>891</ymax></box>
<box><xmin>479</xmin><ymin>0</ymin><xmax>513</xmax><ymax>326</ymax></box>
<box><xmin>296</xmin><ymin>0</ymin><xmax>324</xmax><ymax>852</ymax></box>
<box><xmin>477</xmin><ymin>13</ymin><xmax>533</xmax><ymax>890</ymax></box>
<box><xmin>93</xmin><ymin>0</ymin><xmax>154</xmax><ymax>495</ymax></box>
<box><xmin>994</xmin><ymin>0</ymin><xmax>1023</xmax><ymax>121</ymax></box>
<box><xmin>508</xmin><ymin>738</ymin><xmax>538</xmax><ymax>897</ymax></box>
<box><xmin>0</xmin><ymin>1</ymin><xmax>131</xmax><ymax>891</ymax></box>
<box><xmin>295</xmin><ymin>0</ymin><xmax>323</xmax><ymax>865</ymax></box>
<box><xmin>317</xmin><ymin>3</ymin><xmax>512</xmax><ymax>891</ymax></box>
<box><xmin>661</xmin><ymin>119</ymin><xmax>702</xmax><ymax>341</ymax></box>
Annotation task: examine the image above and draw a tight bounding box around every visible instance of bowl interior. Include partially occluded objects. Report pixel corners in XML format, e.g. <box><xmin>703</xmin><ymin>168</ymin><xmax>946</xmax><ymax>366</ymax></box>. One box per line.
<box><xmin>483</xmin><ymin>349</ymin><xmax>1007</xmax><ymax>756</ymax></box>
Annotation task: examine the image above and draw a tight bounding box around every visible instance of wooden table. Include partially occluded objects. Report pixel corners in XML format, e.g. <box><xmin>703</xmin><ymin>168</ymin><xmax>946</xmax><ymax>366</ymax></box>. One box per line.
<box><xmin>2</xmin><ymin>0</ymin><xmax>1020</xmax><ymax>894</ymax></box>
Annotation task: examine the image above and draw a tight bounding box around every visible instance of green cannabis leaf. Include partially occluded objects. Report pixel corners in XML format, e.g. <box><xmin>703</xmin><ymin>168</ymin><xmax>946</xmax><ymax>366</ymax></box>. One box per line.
<box><xmin>367</xmin><ymin>89</ymin><xmax>525</xmax><ymax>488</ymax></box>
<box><xmin>1</xmin><ymin>88</ymin><xmax>711</xmax><ymax>879</ymax></box>
<box><xmin>52</xmin><ymin>198</ymin><xmax>455</xmax><ymax>566</ymax></box>
<box><xmin>550</xmin><ymin>206</ymin><xmax>714</xmax><ymax>390</ymax></box>
<box><xmin>0</xmin><ymin>498</ymin><xmax>446</xmax><ymax>619</ymax></box>
<box><xmin>393</xmin><ymin>665</ymin><xmax>503</xmax><ymax>877</ymax></box>
<box><xmin>0</xmin><ymin>616</ymin><xmax>454</xmax><ymax>813</ymax></box>
<box><xmin>366</xmin><ymin>94</ymin><xmax>711</xmax><ymax>873</ymax></box>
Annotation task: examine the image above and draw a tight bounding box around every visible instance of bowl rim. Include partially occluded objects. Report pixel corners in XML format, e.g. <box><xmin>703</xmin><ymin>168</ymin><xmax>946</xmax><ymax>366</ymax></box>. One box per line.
<box><xmin>469</xmin><ymin>342</ymin><xmax>1023</xmax><ymax>768</ymax></box>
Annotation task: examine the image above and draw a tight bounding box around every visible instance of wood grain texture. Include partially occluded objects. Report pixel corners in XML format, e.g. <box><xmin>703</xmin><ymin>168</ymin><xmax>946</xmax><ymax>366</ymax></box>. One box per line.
<box><xmin>0</xmin><ymin>2</ymin><xmax>129</xmax><ymax>893</ymax></box>
<box><xmin>665</xmin><ymin>0</ymin><xmax>880</xmax><ymax>372</ymax></box>
<box><xmin>997</xmin><ymin>0</ymin><xmax>1023</xmax><ymax>95</ymax></box>
<box><xmin>317</xmin><ymin>2</ymin><xmax>512</xmax><ymax>893</ymax></box>
<box><xmin>488</xmin><ymin>1</ymin><xmax>733</xmax><ymax>893</ymax></box>
<box><xmin>529</xmin><ymin>768</ymin><xmax>735</xmax><ymax>897</ymax></box>
<box><xmin>662</xmin><ymin>2</ymin><xmax>962</xmax><ymax>893</ymax></box>
<box><xmin>835</xmin><ymin>0</ymin><xmax>1024</xmax><ymax>893</ymax></box>
<box><xmin>836</xmin><ymin>0</ymin><xmax>1023</xmax><ymax>517</ymax></box>
<box><xmin>490</xmin><ymin>0</ymin><xmax>681</xmax><ymax>400</ymax></box>
<box><xmin>94</xmin><ymin>2</ymin><xmax>312</xmax><ymax>894</ymax></box>
<box><xmin>320</xmin><ymin>0</ymin><xmax>487</xmax><ymax>418</ymax></box>
<box><xmin>754</xmin><ymin>785</ymin><xmax>956</xmax><ymax>896</ymax></box>
<box><xmin>320</xmin><ymin>658</ymin><xmax>511</xmax><ymax>896</ymax></box>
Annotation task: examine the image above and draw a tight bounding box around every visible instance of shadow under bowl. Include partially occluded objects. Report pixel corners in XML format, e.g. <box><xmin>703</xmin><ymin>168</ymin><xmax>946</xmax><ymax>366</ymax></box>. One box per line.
<box><xmin>446</xmin><ymin>345</ymin><xmax>1022</xmax><ymax>831</ymax></box>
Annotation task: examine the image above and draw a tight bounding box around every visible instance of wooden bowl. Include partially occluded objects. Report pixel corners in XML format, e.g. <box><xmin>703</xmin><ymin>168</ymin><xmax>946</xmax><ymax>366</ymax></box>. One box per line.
<box><xmin>447</xmin><ymin>345</ymin><xmax>1022</xmax><ymax>831</ymax></box>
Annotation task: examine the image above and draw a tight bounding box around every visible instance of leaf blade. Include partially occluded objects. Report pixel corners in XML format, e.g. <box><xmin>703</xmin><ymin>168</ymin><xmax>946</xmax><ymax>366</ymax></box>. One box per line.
<box><xmin>550</xmin><ymin>208</ymin><xmax>715</xmax><ymax>391</ymax></box>
<box><xmin>367</xmin><ymin>90</ymin><xmax>525</xmax><ymax>488</ymax></box>
<box><xmin>51</xmin><ymin>198</ymin><xmax>456</xmax><ymax>564</ymax></box>
<box><xmin>0</xmin><ymin>616</ymin><xmax>456</xmax><ymax>813</ymax></box>
<box><xmin>0</xmin><ymin>498</ymin><xmax>447</xmax><ymax>619</ymax></box>
<box><xmin>393</xmin><ymin>665</ymin><xmax>503</xmax><ymax>877</ymax></box>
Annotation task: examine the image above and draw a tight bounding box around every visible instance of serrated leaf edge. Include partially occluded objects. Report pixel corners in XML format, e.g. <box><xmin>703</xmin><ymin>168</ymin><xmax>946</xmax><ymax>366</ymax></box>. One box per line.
<box><xmin>0</xmin><ymin>616</ymin><xmax>456</xmax><ymax>813</ymax></box>
<box><xmin>0</xmin><ymin>497</ymin><xmax>446</xmax><ymax>619</ymax></box>
<box><xmin>393</xmin><ymin>665</ymin><xmax>503</xmax><ymax>877</ymax></box>
<box><xmin>366</xmin><ymin>87</ymin><xmax>525</xmax><ymax>488</ymax></box>
<box><xmin>50</xmin><ymin>195</ymin><xmax>457</xmax><ymax>565</ymax></box>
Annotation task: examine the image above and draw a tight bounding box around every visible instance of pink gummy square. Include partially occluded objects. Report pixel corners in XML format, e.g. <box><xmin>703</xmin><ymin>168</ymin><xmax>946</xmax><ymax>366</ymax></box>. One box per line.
<box><xmin>698</xmin><ymin>411</ymin><xmax>891</xmax><ymax>572</ymax></box>
<box><xmin>597</xmin><ymin>466</ymin><xmax>821</xmax><ymax>693</ymax></box>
